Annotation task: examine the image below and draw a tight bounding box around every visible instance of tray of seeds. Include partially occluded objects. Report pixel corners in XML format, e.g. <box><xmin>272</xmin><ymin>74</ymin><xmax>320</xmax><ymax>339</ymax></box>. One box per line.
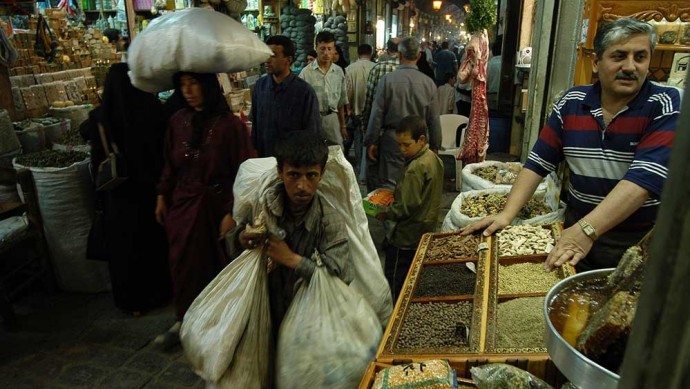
<box><xmin>377</xmin><ymin>233</ymin><xmax>491</xmax><ymax>359</ymax></box>
<box><xmin>358</xmin><ymin>361</ymin><xmax>478</xmax><ymax>389</ymax></box>
<box><xmin>420</xmin><ymin>231</ymin><xmax>486</xmax><ymax>262</ymax></box>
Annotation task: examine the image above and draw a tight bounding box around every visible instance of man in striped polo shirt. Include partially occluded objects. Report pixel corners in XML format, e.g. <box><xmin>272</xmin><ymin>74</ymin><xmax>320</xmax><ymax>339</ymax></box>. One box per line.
<box><xmin>462</xmin><ymin>18</ymin><xmax>681</xmax><ymax>271</ymax></box>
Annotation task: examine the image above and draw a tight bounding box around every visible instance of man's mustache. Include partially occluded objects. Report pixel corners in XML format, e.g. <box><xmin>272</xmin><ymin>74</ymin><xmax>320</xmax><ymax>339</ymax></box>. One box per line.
<box><xmin>615</xmin><ymin>73</ymin><xmax>637</xmax><ymax>81</ymax></box>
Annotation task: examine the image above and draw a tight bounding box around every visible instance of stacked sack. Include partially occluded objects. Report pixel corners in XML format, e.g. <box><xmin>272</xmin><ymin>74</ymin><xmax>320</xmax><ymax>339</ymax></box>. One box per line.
<box><xmin>322</xmin><ymin>14</ymin><xmax>349</xmax><ymax>62</ymax></box>
<box><xmin>280</xmin><ymin>6</ymin><xmax>316</xmax><ymax>70</ymax></box>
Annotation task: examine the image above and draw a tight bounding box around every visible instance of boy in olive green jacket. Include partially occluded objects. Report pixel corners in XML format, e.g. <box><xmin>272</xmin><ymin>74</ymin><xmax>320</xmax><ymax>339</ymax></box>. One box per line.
<box><xmin>377</xmin><ymin>115</ymin><xmax>444</xmax><ymax>301</ymax></box>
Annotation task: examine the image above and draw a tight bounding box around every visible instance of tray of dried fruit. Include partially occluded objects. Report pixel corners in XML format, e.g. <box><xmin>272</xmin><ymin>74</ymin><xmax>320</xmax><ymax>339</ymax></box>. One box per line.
<box><xmin>485</xmin><ymin>223</ymin><xmax>576</xmax><ymax>355</ymax></box>
<box><xmin>376</xmin><ymin>231</ymin><xmax>489</xmax><ymax>362</ymax></box>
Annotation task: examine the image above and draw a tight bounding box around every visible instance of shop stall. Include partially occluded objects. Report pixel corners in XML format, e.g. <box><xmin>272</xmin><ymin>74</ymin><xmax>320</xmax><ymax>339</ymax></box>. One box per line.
<box><xmin>360</xmin><ymin>225</ymin><xmax>576</xmax><ymax>387</ymax></box>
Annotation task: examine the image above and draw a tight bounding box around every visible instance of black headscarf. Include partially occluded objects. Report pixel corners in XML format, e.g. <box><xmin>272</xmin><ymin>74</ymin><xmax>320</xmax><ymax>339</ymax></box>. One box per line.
<box><xmin>98</xmin><ymin>62</ymin><xmax>166</xmax><ymax>182</ymax></box>
<box><xmin>172</xmin><ymin>72</ymin><xmax>230</xmax><ymax>149</ymax></box>
<box><xmin>417</xmin><ymin>51</ymin><xmax>435</xmax><ymax>81</ymax></box>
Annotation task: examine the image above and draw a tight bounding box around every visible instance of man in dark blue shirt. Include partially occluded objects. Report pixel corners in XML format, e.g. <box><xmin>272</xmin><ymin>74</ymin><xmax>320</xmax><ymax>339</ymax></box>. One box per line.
<box><xmin>433</xmin><ymin>41</ymin><xmax>458</xmax><ymax>86</ymax></box>
<box><xmin>251</xmin><ymin>35</ymin><xmax>322</xmax><ymax>157</ymax></box>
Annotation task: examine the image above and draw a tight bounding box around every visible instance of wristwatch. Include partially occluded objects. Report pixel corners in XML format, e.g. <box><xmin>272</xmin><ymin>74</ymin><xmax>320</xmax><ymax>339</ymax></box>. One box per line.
<box><xmin>577</xmin><ymin>219</ymin><xmax>598</xmax><ymax>241</ymax></box>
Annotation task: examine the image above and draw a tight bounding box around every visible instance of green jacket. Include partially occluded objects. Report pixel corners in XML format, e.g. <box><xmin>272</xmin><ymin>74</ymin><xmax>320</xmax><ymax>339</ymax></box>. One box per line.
<box><xmin>387</xmin><ymin>145</ymin><xmax>444</xmax><ymax>248</ymax></box>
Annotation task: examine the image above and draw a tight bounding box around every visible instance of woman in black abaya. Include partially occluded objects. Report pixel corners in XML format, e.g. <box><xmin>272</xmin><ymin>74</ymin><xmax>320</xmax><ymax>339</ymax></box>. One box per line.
<box><xmin>91</xmin><ymin>63</ymin><xmax>172</xmax><ymax>315</ymax></box>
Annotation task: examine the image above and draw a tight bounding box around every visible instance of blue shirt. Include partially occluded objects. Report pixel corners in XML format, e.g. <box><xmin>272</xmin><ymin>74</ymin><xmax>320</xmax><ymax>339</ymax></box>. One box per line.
<box><xmin>250</xmin><ymin>73</ymin><xmax>322</xmax><ymax>157</ymax></box>
<box><xmin>433</xmin><ymin>49</ymin><xmax>458</xmax><ymax>82</ymax></box>
<box><xmin>524</xmin><ymin>80</ymin><xmax>680</xmax><ymax>231</ymax></box>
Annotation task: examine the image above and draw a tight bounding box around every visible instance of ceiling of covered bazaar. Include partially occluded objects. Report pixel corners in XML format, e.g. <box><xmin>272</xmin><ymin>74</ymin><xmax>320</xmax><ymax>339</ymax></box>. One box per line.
<box><xmin>414</xmin><ymin>0</ymin><xmax>470</xmax><ymax>16</ymax></box>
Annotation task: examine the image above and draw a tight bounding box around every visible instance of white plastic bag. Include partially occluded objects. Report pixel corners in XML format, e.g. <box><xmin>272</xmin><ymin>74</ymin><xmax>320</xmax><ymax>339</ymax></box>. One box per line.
<box><xmin>128</xmin><ymin>8</ymin><xmax>273</xmax><ymax>92</ymax></box>
<box><xmin>13</xmin><ymin>158</ymin><xmax>110</xmax><ymax>293</ymax></box>
<box><xmin>276</xmin><ymin>262</ymin><xmax>382</xmax><ymax>389</ymax></box>
<box><xmin>180</xmin><ymin>249</ymin><xmax>269</xmax><ymax>383</ymax></box>
<box><xmin>231</xmin><ymin>147</ymin><xmax>393</xmax><ymax>327</ymax></box>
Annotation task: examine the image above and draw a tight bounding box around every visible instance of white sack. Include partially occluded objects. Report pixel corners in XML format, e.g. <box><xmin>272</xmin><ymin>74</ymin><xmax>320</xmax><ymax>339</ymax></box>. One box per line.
<box><xmin>181</xmin><ymin>249</ymin><xmax>269</xmax><ymax>384</ymax></box>
<box><xmin>461</xmin><ymin>161</ymin><xmax>550</xmax><ymax>192</ymax></box>
<box><xmin>448</xmin><ymin>187</ymin><xmax>564</xmax><ymax>229</ymax></box>
<box><xmin>127</xmin><ymin>8</ymin><xmax>273</xmax><ymax>92</ymax></box>
<box><xmin>231</xmin><ymin>147</ymin><xmax>393</xmax><ymax>327</ymax></box>
<box><xmin>276</xmin><ymin>263</ymin><xmax>382</xmax><ymax>389</ymax></box>
<box><xmin>13</xmin><ymin>159</ymin><xmax>110</xmax><ymax>292</ymax></box>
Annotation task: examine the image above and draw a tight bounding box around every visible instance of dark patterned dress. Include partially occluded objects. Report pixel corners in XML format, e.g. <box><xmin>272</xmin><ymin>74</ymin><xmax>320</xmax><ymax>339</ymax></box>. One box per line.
<box><xmin>157</xmin><ymin>109</ymin><xmax>255</xmax><ymax>320</ymax></box>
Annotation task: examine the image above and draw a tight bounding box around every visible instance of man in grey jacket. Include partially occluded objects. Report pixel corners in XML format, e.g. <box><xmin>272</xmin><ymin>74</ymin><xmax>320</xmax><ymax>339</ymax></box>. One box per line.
<box><xmin>364</xmin><ymin>37</ymin><xmax>441</xmax><ymax>190</ymax></box>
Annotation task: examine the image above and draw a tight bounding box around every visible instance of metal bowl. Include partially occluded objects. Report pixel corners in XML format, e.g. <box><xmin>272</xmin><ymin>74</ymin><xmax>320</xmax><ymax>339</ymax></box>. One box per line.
<box><xmin>544</xmin><ymin>268</ymin><xmax>620</xmax><ymax>389</ymax></box>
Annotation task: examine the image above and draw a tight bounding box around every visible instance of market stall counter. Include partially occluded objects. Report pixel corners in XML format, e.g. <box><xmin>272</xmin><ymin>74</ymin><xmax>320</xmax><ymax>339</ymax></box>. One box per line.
<box><xmin>361</xmin><ymin>224</ymin><xmax>575</xmax><ymax>387</ymax></box>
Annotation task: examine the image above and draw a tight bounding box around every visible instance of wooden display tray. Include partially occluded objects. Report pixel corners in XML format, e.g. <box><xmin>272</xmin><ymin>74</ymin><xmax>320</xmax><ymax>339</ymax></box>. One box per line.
<box><xmin>374</xmin><ymin>227</ymin><xmax>573</xmax><ymax>386</ymax></box>
<box><xmin>359</xmin><ymin>358</ymin><xmax>567</xmax><ymax>388</ymax></box>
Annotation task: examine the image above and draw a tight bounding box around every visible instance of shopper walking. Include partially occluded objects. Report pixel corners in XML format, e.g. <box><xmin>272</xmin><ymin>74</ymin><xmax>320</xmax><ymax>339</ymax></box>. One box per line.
<box><xmin>433</xmin><ymin>41</ymin><xmax>458</xmax><ymax>86</ymax></box>
<box><xmin>362</xmin><ymin>37</ymin><xmax>400</xmax><ymax>191</ymax></box>
<box><xmin>154</xmin><ymin>72</ymin><xmax>255</xmax><ymax>347</ymax></box>
<box><xmin>87</xmin><ymin>63</ymin><xmax>171</xmax><ymax>316</ymax></box>
<box><xmin>345</xmin><ymin>44</ymin><xmax>375</xmax><ymax>178</ymax></box>
<box><xmin>365</xmin><ymin>37</ymin><xmax>441</xmax><ymax>190</ymax></box>
<box><xmin>251</xmin><ymin>35</ymin><xmax>321</xmax><ymax>157</ymax></box>
<box><xmin>299</xmin><ymin>31</ymin><xmax>349</xmax><ymax>148</ymax></box>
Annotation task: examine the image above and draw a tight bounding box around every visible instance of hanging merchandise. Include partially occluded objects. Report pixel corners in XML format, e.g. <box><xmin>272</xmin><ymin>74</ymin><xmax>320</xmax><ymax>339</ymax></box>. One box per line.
<box><xmin>280</xmin><ymin>6</ymin><xmax>316</xmax><ymax>70</ymax></box>
<box><xmin>34</xmin><ymin>15</ymin><xmax>59</xmax><ymax>62</ymax></box>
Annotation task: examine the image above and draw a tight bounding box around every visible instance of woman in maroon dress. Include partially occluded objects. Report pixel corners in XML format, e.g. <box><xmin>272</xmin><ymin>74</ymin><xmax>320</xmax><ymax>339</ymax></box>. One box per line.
<box><xmin>154</xmin><ymin>72</ymin><xmax>255</xmax><ymax>346</ymax></box>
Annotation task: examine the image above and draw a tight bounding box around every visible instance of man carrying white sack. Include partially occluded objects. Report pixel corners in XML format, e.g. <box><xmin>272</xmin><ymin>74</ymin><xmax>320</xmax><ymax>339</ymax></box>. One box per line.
<box><xmin>226</xmin><ymin>132</ymin><xmax>353</xmax><ymax>347</ymax></box>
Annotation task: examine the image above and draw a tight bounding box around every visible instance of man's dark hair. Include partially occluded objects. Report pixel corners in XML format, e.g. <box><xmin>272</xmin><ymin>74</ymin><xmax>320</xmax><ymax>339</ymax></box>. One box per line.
<box><xmin>103</xmin><ymin>28</ymin><xmax>121</xmax><ymax>43</ymax></box>
<box><xmin>275</xmin><ymin>132</ymin><xmax>329</xmax><ymax>171</ymax></box>
<box><xmin>307</xmin><ymin>49</ymin><xmax>317</xmax><ymax>58</ymax></box>
<box><xmin>444</xmin><ymin>72</ymin><xmax>456</xmax><ymax>83</ymax></box>
<box><xmin>396</xmin><ymin>115</ymin><xmax>427</xmax><ymax>142</ymax></box>
<box><xmin>266</xmin><ymin>35</ymin><xmax>296</xmax><ymax>62</ymax></box>
<box><xmin>315</xmin><ymin>31</ymin><xmax>336</xmax><ymax>45</ymax></box>
<box><xmin>441</xmin><ymin>41</ymin><xmax>449</xmax><ymax>50</ymax></box>
<box><xmin>358</xmin><ymin>44</ymin><xmax>373</xmax><ymax>56</ymax></box>
<box><xmin>492</xmin><ymin>36</ymin><xmax>503</xmax><ymax>56</ymax></box>
<box><xmin>386</xmin><ymin>38</ymin><xmax>399</xmax><ymax>53</ymax></box>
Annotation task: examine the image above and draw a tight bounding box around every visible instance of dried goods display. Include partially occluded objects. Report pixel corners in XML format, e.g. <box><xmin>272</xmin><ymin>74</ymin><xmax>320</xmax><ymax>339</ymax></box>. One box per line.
<box><xmin>497</xmin><ymin>225</ymin><xmax>555</xmax><ymax>257</ymax></box>
<box><xmin>460</xmin><ymin>194</ymin><xmax>551</xmax><ymax>219</ymax></box>
<box><xmin>473</xmin><ymin>165</ymin><xmax>498</xmax><ymax>182</ymax></box>
<box><xmin>414</xmin><ymin>263</ymin><xmax>476</xmax><ymax>297</ymax></box>
<box><xmin>372</xmin><ymin>360</ymin><xmax>456</xmax><ymax>389</ymax></box>
<box><xmin>425</xmin><ymin>234</ymin><xmax>481</xmax><ymax>261</ymax></box>
<box><xmin>396</xmin><ymin>302</ymin><xmax>473</xmax><ymax>349</ymax></box>
<box><xmin>498</xmin><ymin>262</ymin><xmax>560</xmax><ymax>295</ymax></box>
<box><xmin>56</xmin><ymin>127</ymin><xmax>86</xmax><ymax>146</ymax></box>
<box><xmin>15</xmin><ymin>150</ymin><xmax>88</xmax><ymax>168</ymax></box>
<box><xmin>473</xmin><ymin>163</ymin><xmax>523</xmax><ymax>185</ymax></box>
<box><xmin>470</xmin><ymin>364</ymin><xmax>552</xmax><ymax>389</ymax></box>
<box><xmin>496</xmin><ymin>297</ymin><xmax>546</xmax><ymax>349</ymax></box>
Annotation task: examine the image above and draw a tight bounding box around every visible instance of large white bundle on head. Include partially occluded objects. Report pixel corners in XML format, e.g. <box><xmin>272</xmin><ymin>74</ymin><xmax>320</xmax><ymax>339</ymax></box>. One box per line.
<box><xmin>128</xmin><ymin>8</ymin><xmax>273</xmax><ymax>92</ymax></box>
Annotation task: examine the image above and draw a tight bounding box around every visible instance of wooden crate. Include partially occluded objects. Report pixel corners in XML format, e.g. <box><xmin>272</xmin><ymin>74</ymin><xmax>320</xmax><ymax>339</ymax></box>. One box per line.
<box><xmin>373</xmin><ymin>226</ymin><xmax>573</xmax><ymax>386</ymax></box>
<box><xmin>359</xmin><ymin>361</ymin><xmax>477</xmax><ymax>389</ymax></box>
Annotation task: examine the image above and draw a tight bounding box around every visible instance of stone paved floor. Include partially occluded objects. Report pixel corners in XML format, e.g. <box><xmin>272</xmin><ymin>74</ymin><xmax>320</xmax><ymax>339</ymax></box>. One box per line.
<box><xmin>0</xmin><ymin>164</ymin><xmax>461</xmax><ymax>389</ymax></box>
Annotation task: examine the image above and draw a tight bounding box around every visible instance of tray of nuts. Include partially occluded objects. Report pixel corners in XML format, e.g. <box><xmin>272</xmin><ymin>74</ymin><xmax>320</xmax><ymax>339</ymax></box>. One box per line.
<box><xmin>496</xmin><ymin>224</ymin><xmax>559</xmax><ymax>258</ymax></box>
<box><xmin>421</xmin><ymin>231</ymin><xmax>486</xmax><ymax>262</ymax></box>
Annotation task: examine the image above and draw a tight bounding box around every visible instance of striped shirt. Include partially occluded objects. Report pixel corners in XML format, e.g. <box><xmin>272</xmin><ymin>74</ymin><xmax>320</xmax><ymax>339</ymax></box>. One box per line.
<box><xmin>362</xmin><ymin>56</ymin><xmax>400</xmax><ymax>125</ymax></box>
<box><xmin>524</xmin><ymin>80</ymin><xmax>680</xmax><ymax>231</ymax></box>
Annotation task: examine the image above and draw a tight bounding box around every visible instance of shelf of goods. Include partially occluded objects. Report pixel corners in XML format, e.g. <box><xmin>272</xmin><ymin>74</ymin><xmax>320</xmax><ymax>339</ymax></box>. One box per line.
<box><xmin>361</xmin><ymin>224</ymin><xmax>575</xmax><ymax>388</ymax></box>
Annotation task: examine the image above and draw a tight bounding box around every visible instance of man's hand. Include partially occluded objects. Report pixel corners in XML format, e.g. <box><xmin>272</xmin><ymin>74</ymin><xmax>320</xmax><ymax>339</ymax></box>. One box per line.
<box><xmin>544</xmin><ymin>224</ymin><xmax>593</xmax><ymax>271</ymax></box>
<box><xmin>265</xmin><ymin>235</ymin><xmax>302</xmax><ymax>269</ymax></box>
<box><xmin>238</xmin><ymin>230</ymin><xmax>266</xmax><ymax>250</ymax></box>
<box><xmin>341</xmin><ymin>126</ymin><xmax>349</xmax><ymax>141</ymax></box>
<box><xmin>218</xmin><ymin>214</ymin><xmax>236</xmax><ymax>241</ymax></box>
<box><xmin>368</xmin><ymin>144</ymin><xmax>378</xmax><ymax>161</ymax></box>
<box><xmin>460</xmin><ymin>212</ymin><xmax>512</xmax><ymax>236</ymax></box>
<box><xmin>155</xmin><ymin>195</ymin><xmax>167</xmax><ymax>225</ymax></box>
